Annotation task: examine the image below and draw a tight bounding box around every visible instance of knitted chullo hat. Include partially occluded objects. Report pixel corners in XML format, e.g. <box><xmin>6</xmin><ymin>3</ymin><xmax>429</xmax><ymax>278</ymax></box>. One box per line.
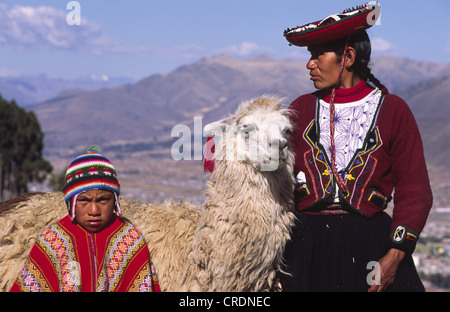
<box><xmin>62</xmin><ymin>146</ymin><xmax>121</xmax><ymax>221</ymax></box>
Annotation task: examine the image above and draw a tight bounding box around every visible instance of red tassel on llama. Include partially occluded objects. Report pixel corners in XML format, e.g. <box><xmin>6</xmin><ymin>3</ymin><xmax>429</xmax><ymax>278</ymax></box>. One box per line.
<box><xmin>203</xmin><ymin>136</ymin><xmax>215</xmax><ymax>172</ymax></box>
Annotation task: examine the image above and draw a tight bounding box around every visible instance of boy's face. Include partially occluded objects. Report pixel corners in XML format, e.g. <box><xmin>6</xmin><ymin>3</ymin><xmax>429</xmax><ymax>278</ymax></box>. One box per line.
<box><xmin>75</xmin><ymin>189</ymin><xmax>115</xmax><ymax>233</ymax></box>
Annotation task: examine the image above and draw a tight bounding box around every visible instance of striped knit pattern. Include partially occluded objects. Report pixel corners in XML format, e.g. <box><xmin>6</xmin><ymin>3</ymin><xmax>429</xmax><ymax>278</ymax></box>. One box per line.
<box><xmin>62</xmin><ymin>151</ymin><xmax>120</xmax><ymax>218</ymax></box>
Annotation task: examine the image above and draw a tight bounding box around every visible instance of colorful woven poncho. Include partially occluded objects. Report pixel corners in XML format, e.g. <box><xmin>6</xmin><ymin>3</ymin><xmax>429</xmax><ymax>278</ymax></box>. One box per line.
<box><xmin>10</xmin><ymin>214</ymin><xmax>161</xmax><ymax>292</ymax></box>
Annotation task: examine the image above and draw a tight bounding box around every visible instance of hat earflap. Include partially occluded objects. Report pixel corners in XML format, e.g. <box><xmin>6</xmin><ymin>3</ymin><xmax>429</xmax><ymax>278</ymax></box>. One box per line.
<box><xmin>114</xmin><ymin>192</ymin><xmax>121</xmax><ymax>217</ymax></box>
<box><xmin>68</xmin><ymin>193</ymin><xmax>80</xmax><ymax>221</ymax></box>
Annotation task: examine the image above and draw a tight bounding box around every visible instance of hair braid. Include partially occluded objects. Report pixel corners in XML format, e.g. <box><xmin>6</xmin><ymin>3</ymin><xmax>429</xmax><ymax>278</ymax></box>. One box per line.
<box><xmin>325</xmin><ymin>30</ymin><xmax>388</xmax><ymax>93</ymax></box>
<box><xmin>359</xmin><ymin>63</ymin><xmax>388</xmax><ymax>93</ymax></box>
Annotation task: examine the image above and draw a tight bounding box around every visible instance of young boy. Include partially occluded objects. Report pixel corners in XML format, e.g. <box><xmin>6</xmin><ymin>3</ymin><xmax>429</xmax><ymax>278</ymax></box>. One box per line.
<box><xmin>11</xmin><ymin>147</ymin><xmax>161</xmax><ymax>292</ymax></box>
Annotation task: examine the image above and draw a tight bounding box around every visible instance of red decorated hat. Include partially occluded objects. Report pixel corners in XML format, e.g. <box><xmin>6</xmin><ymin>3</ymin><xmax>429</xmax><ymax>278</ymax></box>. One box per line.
<box><xmin>284</xmin><ymin>2</ymin><xmax>381</xmax><ymax>47</ymax></box>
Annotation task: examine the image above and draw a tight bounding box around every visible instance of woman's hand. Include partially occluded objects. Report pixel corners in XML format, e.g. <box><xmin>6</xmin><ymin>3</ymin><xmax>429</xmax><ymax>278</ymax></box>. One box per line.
<box><xmin>368</xmin><ymin>248</ymin><xmax>406</xmax><ymax>292</ymax></box>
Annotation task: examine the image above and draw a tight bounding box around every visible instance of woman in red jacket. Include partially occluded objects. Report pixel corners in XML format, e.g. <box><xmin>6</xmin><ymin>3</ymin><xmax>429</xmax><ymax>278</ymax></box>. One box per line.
<box><xmin>280</xmin><ymin>3</ymin><xmax>432</xmax><ymax>292</ymax></box>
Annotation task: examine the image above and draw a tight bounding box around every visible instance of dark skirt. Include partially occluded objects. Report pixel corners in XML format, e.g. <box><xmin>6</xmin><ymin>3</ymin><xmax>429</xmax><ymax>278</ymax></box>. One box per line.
<box><xmin>280</xmin><ymin>211</ymin><xmax>424</xmax><ymax>292</ymax></box>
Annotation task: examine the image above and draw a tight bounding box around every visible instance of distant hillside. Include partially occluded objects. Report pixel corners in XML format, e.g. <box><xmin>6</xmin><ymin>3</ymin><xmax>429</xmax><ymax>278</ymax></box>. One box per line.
<box><xmin>372</xmin><ymin>56</ymin><xmax>450</xmax><ymax>89</ymax></box>
<box><xmin>0</xmin><ymin>74</ymin><xmax>134</xmax><ymax>106</ymax></box>
<box><xmin>29</xmin><ymin>55</ymin><xmax>450</xmax><ymax>155</ymax></box>
<box><xmin>26</xmin><ymin>55</ymin><xmax>450</xmax><ymax>177</ymax></box>
<box><xmin>393</xmin><ymin>75</ymin><xmax>450</xmax><ymax>118</ymax></box>
<box><xmin>30</xmin><ymin>55</ymin><xmax>313</xmax><ymax>152</ymax></box>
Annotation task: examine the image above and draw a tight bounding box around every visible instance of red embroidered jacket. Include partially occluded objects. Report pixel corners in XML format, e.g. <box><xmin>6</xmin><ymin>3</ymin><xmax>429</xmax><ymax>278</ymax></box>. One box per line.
<box><xmin>289</xmin><ymin>83</ymin><xmax>433</xmax><ymax>253</ymax></box>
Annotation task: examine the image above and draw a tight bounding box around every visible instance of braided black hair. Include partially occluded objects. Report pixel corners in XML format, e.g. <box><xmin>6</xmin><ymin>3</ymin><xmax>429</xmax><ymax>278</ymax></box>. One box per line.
<box><xmin>319</xmin><ymin>30</ymin><xmax>388</xmax><ymax>92</ymax></box>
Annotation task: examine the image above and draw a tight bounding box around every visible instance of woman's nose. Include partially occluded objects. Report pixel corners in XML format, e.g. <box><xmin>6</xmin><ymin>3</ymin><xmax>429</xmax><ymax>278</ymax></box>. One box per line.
<box><xmin>306</xmin><ymin>59</ymin><xmax>317</xmax><ymax>70</ymax></box>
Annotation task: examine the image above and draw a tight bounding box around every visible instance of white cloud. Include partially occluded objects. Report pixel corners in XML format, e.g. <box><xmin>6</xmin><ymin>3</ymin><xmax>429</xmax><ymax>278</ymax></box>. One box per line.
<box><xmin>151</xmin><ymin>42</ymin><xmax>276</xmax><ymax>63</ymax></box>
<box><xmin>283</xmin><ymin>46</ymin><xmax>310</xmax><ymax>61</ymax></box>
<box><xmin>0</xmin><ymin>5</ymin><xmax>279</xmax><ymax>63</ymax></box>
<box><xmin>371</xmin><ymin>37</ymin><xmax>397</xmax><ymax>53</ymax></box>
<box><xmin>155</xmin><ymin>44</ymin><xmax>207</xmax><ymax>61</ymax></box>
<box><xmin>0</xmin><ymin>4</ymin><xmax>145</xmax><ymax>55</ymax></box>
<box><xmin>0</xmin><ymin>66</ymin><xmax>20</xmax><ymax>77</ymax></box>
<box><xmin>220</xmin><ymin>42</ymin><xmax>276</xmax><ymax>58</ymax></box>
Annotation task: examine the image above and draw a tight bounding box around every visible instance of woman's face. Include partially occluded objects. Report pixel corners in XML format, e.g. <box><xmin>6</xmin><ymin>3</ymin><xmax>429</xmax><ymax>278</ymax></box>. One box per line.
<box><xmin>306</xmin><ymin>46</ymin><xmax>341</xmax><ymax>90</ymax></box>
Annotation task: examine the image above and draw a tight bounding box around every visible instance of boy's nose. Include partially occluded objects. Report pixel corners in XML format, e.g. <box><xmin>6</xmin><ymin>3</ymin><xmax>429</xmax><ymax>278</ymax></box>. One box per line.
<box><xmin>88</xmin><ymin>203</ymin><xmax>101</xmax><ymax>216</ymax></box>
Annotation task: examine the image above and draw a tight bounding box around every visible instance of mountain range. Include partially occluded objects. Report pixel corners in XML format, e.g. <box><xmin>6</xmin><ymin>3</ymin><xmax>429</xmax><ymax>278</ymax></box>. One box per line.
<box><xmin>28</xmin><ymin>54</ymin><xmax>450</xmax><ymax>161</ymax></box>
<box><xmin>2</xmin><ymin>54</ymin><xmax>449</xmax><ymax>206</ymax></box>
<box><xmin>0</xmin><ymin>74</ymin><xmax>134</xmax><ymax>106</ymax></box>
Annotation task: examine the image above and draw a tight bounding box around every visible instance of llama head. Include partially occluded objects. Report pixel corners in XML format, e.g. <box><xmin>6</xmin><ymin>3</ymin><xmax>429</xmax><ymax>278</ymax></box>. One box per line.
<box><xmin>204</xmin><ymin>96</ymin><xmax>293</xmax><ymax>172</ymax></box>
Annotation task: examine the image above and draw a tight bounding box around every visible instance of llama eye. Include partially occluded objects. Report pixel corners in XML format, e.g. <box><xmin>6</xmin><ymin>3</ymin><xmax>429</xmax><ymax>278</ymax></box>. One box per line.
<box><xmin>282</xmin><ymin>127</ymin><xmax>293</xmax><ymax>135</ymax></box>
<box><xmin>239</xmin><ymin>124</ymin><xmax>256</xmax><ymax>133</ymax></box>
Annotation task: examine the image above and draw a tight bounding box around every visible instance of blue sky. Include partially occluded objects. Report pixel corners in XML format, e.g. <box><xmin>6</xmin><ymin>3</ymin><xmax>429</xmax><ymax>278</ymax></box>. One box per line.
<box><xmin>0</xmin><ymin>0</ymin><xmax>449</xmax><ymax>80</ymax></box>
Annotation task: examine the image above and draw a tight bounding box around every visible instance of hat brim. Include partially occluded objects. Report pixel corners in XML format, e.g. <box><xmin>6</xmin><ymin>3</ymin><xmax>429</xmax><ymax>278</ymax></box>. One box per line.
<box><xmin>284</xmin><ymin>3</ymin><xmax>380</xmax><ymax>47</ymax></box>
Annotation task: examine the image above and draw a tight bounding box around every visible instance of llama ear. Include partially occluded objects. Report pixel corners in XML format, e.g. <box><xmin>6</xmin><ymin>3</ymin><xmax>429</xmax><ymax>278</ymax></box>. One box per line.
<box><xmin>203</xmin><ymin>117</ymin><xmax>233</xmax><ymax>137</ymax></box>
<box><xmin>203</xmin><ymin>118</ymin><xmax>232</xmax><ymax>174</ymax></box>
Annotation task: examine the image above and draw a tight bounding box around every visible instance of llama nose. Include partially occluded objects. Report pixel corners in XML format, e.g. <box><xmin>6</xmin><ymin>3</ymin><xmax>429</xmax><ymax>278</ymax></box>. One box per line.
<box><xmin>269</xmin><ymin>139</ymin><xmax>287</xmax><ymax>149</ymax></box>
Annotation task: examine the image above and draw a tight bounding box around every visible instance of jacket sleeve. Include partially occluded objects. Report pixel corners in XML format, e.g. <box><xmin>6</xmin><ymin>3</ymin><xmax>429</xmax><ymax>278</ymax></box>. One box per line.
<box><xmin>385</xmin><ymin>95</ymin><xmax>433</xmax><ymax>254</ymax></box>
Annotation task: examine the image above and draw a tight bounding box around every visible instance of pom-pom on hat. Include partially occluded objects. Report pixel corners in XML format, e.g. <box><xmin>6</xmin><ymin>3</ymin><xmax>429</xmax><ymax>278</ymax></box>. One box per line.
<box><xmin>284</xmin><ymin>2</ymin><xmax>381</xmax><ymax>47</ymax></box>
<box><xmin>62</xmin><ymin>146</ymin><xmax>121</xmax><ymax>221</ymax></box>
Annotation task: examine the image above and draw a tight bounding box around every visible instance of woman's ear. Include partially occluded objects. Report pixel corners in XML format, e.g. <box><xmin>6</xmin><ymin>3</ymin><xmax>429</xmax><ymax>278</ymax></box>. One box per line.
<box><xmin>345</xmin><ymin>46</ymin><xmax>357</xmax><ymax>68</ymax></box>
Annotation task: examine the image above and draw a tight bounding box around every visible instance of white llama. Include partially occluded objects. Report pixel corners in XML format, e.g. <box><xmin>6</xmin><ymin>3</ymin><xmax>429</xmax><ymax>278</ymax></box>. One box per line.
<box><xmin>0</xmin><ymin>96</ymin><xmax>296</xmax><ymax>292</ymax></box>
